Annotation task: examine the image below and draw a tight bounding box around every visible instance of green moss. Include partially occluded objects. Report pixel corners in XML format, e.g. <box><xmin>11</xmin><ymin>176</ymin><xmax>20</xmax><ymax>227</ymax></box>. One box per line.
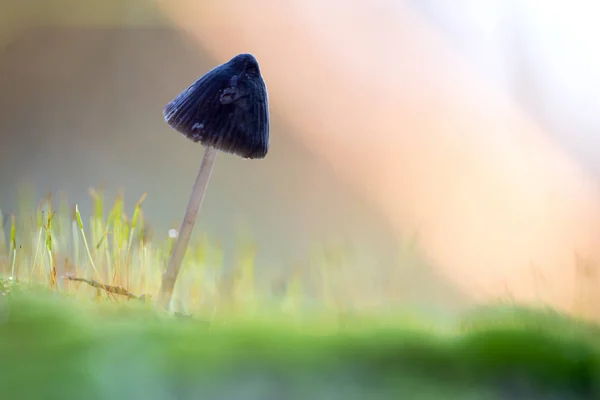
<box><xmin>0</xmin><ymin>290</ymin><xmax>598</xmax><ymax>399</ymax></box>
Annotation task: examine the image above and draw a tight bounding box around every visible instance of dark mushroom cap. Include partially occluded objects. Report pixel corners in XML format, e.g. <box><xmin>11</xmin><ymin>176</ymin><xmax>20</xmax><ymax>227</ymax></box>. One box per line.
<box><xmin>163</xmin><ymin>53</ymin><xmax>270</xmax><ymax>159</ymax></box>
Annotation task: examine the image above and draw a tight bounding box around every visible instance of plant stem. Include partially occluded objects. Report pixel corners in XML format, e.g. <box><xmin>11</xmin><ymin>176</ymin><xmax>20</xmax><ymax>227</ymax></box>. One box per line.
<box><xmin>158</xmin><ymin>146</ymin><xmax>218</xmax><ymax>311</ymax></box>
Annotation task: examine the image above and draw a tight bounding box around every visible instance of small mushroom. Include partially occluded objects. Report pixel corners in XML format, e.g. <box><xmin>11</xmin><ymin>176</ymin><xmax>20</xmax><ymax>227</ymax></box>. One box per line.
<box><xmin>157</xmin><ymin>53</ymin><xmax>270</xmax><ymax>310</ymax></box>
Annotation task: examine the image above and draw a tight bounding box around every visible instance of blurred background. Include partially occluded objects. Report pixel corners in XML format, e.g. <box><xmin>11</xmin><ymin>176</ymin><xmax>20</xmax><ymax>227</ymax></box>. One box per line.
<box><xmin>2</xmin><ymin>0</ymin><xmax>600</xmax><ymax>319</ymax></box>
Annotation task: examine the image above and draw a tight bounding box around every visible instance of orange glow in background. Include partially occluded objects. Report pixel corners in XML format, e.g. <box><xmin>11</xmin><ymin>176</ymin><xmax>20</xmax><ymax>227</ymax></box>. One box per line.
<box><xmin>160</xmin><ymin>0</ymin><xmax>600</xmax><ymax>319</ymax></box>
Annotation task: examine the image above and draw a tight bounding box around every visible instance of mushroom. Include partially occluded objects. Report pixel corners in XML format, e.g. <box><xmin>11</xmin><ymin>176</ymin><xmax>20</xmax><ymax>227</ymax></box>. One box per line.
<box><xmin>157</xmin><ymin>53</ymin><xmax>270</xmax><ymax>311</ymax></box>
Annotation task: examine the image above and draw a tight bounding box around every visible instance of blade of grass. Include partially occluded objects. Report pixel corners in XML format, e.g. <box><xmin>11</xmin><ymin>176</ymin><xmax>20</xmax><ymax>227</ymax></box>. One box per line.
<box><xmin>44</xmin><ymin>210</ymin><xmax>56</xmax><ymax>289</ymax></box>
<box><xmin>29</xmin><ymin>224</ymin><xmax>44</xmax><ymax>282</ymax></box>
<box><xmin>126</xmin><ymin>193</ymin><xmax>147</xmax><ymax>290</ymax></box>
<box><xmin>107</xmin><ymin>192</ymin><xmax>125</xmax><ymax>285</ymax></box>
<box><xmin>10</xmin><ymin>214</ymin><xmax>16</xmax><ymax>280</ymax></box>
<box><xmin>75</xmin><ymin>204</ymin><xmax>103</xmax><ymax>284</ymax></box>
<box><xmin>71</xmin><ymin>206</ymin><xmax>80</xmax><ymax>283</ymax></box>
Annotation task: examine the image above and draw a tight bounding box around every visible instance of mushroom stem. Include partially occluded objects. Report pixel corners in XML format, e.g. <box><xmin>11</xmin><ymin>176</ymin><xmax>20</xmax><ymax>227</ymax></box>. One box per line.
<box><xmin>157</xmin><ymin>146</ymin><xmax>218</xmax><ymax>311</ymax></box>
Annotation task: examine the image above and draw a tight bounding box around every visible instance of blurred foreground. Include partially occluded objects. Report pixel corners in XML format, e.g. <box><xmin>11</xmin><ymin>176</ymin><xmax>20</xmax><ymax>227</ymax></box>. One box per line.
<box><xmin>0</xmin><ymin>287</ymin><xmax>598</xmax><ymax>400</ymax></box>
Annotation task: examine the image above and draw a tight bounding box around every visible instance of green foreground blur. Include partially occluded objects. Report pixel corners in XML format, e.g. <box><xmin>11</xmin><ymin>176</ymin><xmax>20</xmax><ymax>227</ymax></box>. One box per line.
<box><xmin>0</xmin><ymin>286</ymin><xmax>599</xmax><ymax>400</ymax></box>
